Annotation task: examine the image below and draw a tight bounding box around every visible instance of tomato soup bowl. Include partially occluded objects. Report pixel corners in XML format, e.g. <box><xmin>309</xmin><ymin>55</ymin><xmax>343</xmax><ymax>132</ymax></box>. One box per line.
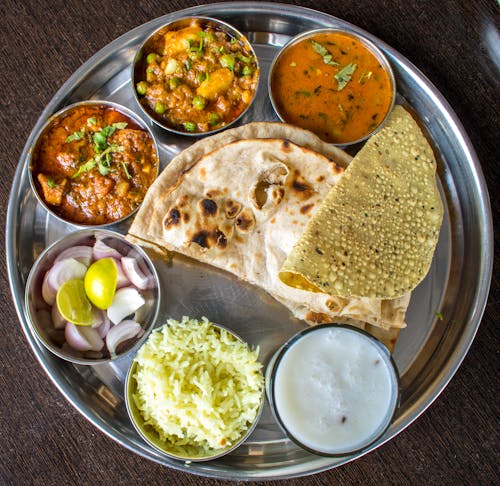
<box><xmin>24</xmin><ymin>229</ymin><xmax>161</xmax><ymax>365</ymax></box>
<box><xmin>131</xmin><ymin>17</ymin><xmax>260</xmax><ymax>137</ymax></box>
<box><xmin>28</xmin><ymin>100</ymin><xmax>159</xmax><ymax>227</ymax></box>
<box><xmin>269</xmin><ymin>29</ymin><xmax>396</xmax><ymax>146</ymax></box>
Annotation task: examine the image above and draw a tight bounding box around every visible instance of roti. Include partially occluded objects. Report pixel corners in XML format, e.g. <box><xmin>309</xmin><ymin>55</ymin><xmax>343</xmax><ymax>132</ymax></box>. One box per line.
<box><xmin>128</xmin><ymin>122</ymin><xmax>411</xmax><ymax>351</ymax></box>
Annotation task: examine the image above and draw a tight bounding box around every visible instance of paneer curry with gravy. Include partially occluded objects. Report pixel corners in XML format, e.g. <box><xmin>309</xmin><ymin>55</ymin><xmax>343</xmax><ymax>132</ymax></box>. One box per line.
<box><xmin>134</xmin><ymin>18</ymin><xmax>259</xmax><ymax>133</ymax></box>
<box><xmin>31</xmin><ymin>104</ymin><xmax>158</xmax><ymax>225</ymax></box>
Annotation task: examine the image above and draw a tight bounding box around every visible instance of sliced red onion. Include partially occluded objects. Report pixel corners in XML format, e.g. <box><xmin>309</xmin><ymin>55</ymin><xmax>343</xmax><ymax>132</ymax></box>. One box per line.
<box><xmin>114</xmin><ymin>258</ymin><xmax>131</xmax><ymax>289</ymax></box>
<box><xmin>65</xmin><ymin>322</ymin><xmax>104</xmax><ymax>352</ymax></box>
<box><xmin>107</xmin><ymin>287</ymin><xmax>145</xmax><ymax>325</ymax></box>
<box><xmin>95</xmin><ymin>312</ymin><xmax>111</xmax><ymax>338</ymax></box>
<box><xmin>42</xmin><ymin>258</ymin><xmax>87</xmax><ymax>306</ymax></box>
<box><xmin>51</xmin><ymin>304</ymin><xmax>67</xmax><ymax>330</ymax></box>
<box><xmin>61</xmin><ymin>343</ymin><xmax>84</xmax><ymax>358</ymax></box>
<box><xmin>121</xmin><ymin>257</ymin><xmax>151</xmax><ymax>290</ymax></box>
<box><xmin>93</xmin><ymin>239</ymin><xmax>122</xmax><ymax>261</ymax></box>
<box><xmin>36</xmin><ymin>309</ymin><xmax>52</xmax><ymax>330</ymax></box>
<box><xmin>84</xmin><ymin>350</ymin><xmax>105</xmax><ymax>359</ymax></box>
<box><xmin>50</xmin><ymin>329</ymin><xmax>66</xmax><ymax>347</ymax></box>
<box><xmin>127</xmin><ymin>251</ymin><xmax>156</xmax><ymax>289</ymax></box>
<box><xmin>106</xmin><ymin>320</ymin><xmax>142</xmax><ymax>356</ymax></box>
<box><xmin>54</xmin><ymin>245</ymin><xmax>93</xmax><ymax>267</ymax></box>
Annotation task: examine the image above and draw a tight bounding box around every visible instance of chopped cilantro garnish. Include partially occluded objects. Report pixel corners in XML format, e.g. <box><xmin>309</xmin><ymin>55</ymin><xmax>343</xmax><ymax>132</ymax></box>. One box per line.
<box><xmin>335</xmin><ymin>63</ymin><xmax>357</xmax><ymax>90</ymax></box>
<box><xmin>311</xmin><ymin>40</ymin><xmax>339</xmax><ymax>66</ymax></box>
<box><xmin>72</xmin><ymin>142</ymin><xmax>124</xmax><ymax>178</ymax></box>
<box><xmin>72</xmin><ymin>159</ymin><xmax>97</xmax><ymax>178</ymax></box>
<box><xmin>87</xmin><ymin>117</ymin><xmax>97</xmax><ymax>126</ymax></box>
<box><xmin>65</xmin><ymin>129</ymin><xmax>85</xmax><ymax>143</ymax></box>
<box><xmin>46</xmin><ymin>178</ymin><xmax>57</xmax><ymax>189</ymax></box>
<box><xmin>189</xmin><ymin>38</ymin><xmax>204</xmax><ymax>53</ymax></box>
<box><xmin>435</xmin><ymin>311</ymin><xmax>444</xmax><ymax>320</ymax></box>
<box><xmin>121</xmin><ymin>162</ymin><xmax>132</xmax><ymax>179</ymax></box>
<box><xmin>359</xmin><ymin>71</ymin><xmax>373</xmax><ymax>84</ymax></box>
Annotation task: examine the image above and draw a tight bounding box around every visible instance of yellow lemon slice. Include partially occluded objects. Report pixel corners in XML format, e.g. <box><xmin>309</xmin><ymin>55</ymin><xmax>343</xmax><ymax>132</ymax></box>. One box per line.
<box><xmin>56</xmin><ymin>279</ymin><xmax>95</xmax><ymax>326</ymax></box>
<box><xmin>84</xmin><ymin>257</ymin><xmax>118</xmax><ymax>310</ymax></box>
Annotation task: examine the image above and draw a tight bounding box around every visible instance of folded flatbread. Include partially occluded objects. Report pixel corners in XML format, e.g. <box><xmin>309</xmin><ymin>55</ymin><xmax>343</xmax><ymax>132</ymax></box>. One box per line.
<box><xmin>128</xmin><ymin>122</ymin><xmax>410</xmax><ymax>351</ymax></box>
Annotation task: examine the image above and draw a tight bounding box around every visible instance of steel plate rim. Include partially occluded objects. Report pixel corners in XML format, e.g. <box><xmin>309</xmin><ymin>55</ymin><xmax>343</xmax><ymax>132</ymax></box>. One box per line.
<box><xmin>6</xmin><ymin>1</ymin><xmax>493</xmax><ymax>480</ymax></box>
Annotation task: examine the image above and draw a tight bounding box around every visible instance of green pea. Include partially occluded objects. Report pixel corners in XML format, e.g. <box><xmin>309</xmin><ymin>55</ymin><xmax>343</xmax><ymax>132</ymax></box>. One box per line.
<box><xmin>242</xmin><ymin>66</ymin><xmax>254</xmax><ymax>76</ymax></box>
<box><xmin>146</xmin><ymin>52</ymin><xmax>158</xmax><ymax>64</ymax></box>
<box><xmin>208</xmin><ymin>113</ymin><xmax>221</xmax><ymax>126</ymax></box>
<box><xmin>195</xmin><ymin>71</ymin><xmax>205</xmax><ymax>83</ymax></box>
<box><xmin>220</xmin><ymin>54</ymin><xmax>235</xmax><ymax>71</ymax></box>
<box><xmin>184</xmin><ymin>121</ymin><xmax>196</xmax><ymax>132</ymax></box>
<box><xmin>237</xmin><ymin>53</ymin><xmax>252</xmax><ymax>64</ymax></box>
<box><xmin>136</xmin><ymin>81</ymin><xmax>147</xmax><ymax>96</ymax></box>
<box><xmin>192</xmin><ymin>95</ymin><xmax>207</xmax><ymax>110</ymax></box>
<box><xmin>169</xmin><ymin>77</ymin><xmax>181</xmax><ymax>90</ymax></box>
<box><xmin>154</xmin><ymin>102</ymin><xmax>165</xmax><ymax>115</ymax></box>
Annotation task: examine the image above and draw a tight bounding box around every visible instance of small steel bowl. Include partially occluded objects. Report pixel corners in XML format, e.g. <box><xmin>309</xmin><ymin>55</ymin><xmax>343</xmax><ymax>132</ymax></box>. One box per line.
<box><xmin>131</xmin><ymin>16</ymin><xmax>260</xmax><ymax>137</ymax></box>
<box><xmin>265</xmin><ymin>323</ymin><xmax>400</xmax><ymax>457</ymax></box>
<box><xmin>125</xmin><ymin>321</ymin><xmax>264</xmax><ymax>462</ymax></box>
<box><xmin>28</xmin><ymin>100</ymin><xmax>159</xmax><ymax>227</ymax></box>
<box><xmin>24</xmin><ymin>229</ymin><xmax>160</xmax><ymax>365</ymax></box>
<box><xmin>269</xmin><ymin>29</ymin><xmax>396</xmax><ymax>146</ymax></box>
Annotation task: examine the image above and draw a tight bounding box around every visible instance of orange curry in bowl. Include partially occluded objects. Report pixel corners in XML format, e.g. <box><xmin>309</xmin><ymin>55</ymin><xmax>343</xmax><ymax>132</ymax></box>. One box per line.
<box><xmin>30</xmin><ymin>103</ymin><xmax>158</xmax><ymax>225</ymax></box>
<box><xmin>270</xmin><ymin>30</ymin><xmax>395</xmax><ymax>145</ymax></box>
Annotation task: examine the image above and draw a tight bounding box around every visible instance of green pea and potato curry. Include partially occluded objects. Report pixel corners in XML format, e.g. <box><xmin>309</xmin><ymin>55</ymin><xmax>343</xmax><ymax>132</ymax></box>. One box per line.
<box><xmin>31</xmin><ymin>105</ymin><xmax>158</xmax><ymax>225</ymax></box>
<box><xmin>134</xmin><ymin>18</ymin><xmax>259</xmax><ymax>133</ymax></box>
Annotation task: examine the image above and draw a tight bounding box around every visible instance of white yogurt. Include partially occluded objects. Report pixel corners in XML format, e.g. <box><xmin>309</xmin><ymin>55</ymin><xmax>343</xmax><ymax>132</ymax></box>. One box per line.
<box><xmin>268</xmin><ymin>325</ymin><xmax>399</xmax><ymax>455</ymax></box>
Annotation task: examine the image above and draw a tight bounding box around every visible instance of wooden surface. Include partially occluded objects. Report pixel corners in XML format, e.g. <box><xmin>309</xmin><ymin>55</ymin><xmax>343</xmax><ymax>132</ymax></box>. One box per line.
<box><xmin>1</xmin><ymin>0</ymin><xmax>498</xmax><ymax>484</ymax></box>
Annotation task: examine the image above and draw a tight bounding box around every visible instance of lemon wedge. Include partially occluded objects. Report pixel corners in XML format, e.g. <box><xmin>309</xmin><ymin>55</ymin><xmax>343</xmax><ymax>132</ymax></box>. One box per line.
<box><xmin>56</xmin><ymin>279</ymin><xmax>95</xmax><ymax>326</ymax></box>
<box><xmin>84</xmin><ymin>258</ymin><xmax>118</xmax><ymax>310</ymax></box>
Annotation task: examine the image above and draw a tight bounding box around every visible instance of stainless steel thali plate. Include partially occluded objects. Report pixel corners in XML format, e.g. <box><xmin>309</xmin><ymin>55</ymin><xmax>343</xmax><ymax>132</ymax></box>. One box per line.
<box><xmin>6</xmin><ymin>2</ymin><xmax>493</xmax><ymax>480</ymax></box>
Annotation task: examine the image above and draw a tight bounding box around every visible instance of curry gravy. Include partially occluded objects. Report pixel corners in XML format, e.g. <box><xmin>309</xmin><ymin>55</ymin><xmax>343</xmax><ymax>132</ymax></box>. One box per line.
<box><xmin>271</xmin><ymin>31</ymin><xmax>394</xmax><ymax>144</ymax></box>
<box><xmin>31</xmin><ymin>105</ymin><xmax>158</xmax><ymax>225</ymax></box>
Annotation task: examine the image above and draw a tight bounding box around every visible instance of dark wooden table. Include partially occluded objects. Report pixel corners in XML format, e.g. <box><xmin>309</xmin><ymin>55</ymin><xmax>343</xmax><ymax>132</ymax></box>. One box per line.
<box><xmin>1</xmin><ymin>1</ymin><xmax>498</xmax><ymax>484</ymax></box>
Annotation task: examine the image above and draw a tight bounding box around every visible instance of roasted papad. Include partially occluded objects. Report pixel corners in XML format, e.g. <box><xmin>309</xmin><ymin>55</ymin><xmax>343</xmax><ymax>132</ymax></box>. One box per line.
<box><xmin>128</xmin><ymin>122</ymin><xmax>410</xmax><ymax>351</ymax></box>
<box><xmin>279</xmin><ymin>106</ymin><xmax>444</xmax><ymax>299</ymax></box>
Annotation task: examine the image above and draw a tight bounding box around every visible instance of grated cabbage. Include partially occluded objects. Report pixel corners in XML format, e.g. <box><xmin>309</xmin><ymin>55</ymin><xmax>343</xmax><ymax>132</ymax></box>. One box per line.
<box><xmin>132</xmin><ymin>316</ymin><xmax>263</xmax><ymax>454</ymax></box>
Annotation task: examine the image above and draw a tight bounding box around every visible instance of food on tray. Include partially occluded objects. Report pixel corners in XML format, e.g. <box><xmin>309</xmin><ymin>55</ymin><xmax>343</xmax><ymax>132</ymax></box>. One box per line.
<box><xmin>268</xmin><ymin>325</ymin><xmax>399</xmax><ymax>455</ymax></box>
<box><xmin>279</xmin><ymin>105</ymin><xmax>443</xmax><ymax>299</ymax></box>
<box><xmin>30</xmin><ymin>103</ymin><xmax>158</xmax><ymax>225</ymax></box>
<box><xmin>127</xmin><ymin>121</ymin><xmax>410</xmax><ymax>351</ymax></box>
<box><xmin>270</xmin><ymin>30</ymin><xmax>394</xmax><ymax>144</ymax></box>
<box><xmin>134</xmin><ymin>17</ymin><xmax>259</xmax><ymax>134</ymax></box>
<box><xmin>131</xmin><ymin>316</ymin><xmax>263</xmax><ymax>457</ymax></box>
<box><xmin>37</xmin><ymin>235</ymin><xmax>156</xmax><ymax>358</ymax></box>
